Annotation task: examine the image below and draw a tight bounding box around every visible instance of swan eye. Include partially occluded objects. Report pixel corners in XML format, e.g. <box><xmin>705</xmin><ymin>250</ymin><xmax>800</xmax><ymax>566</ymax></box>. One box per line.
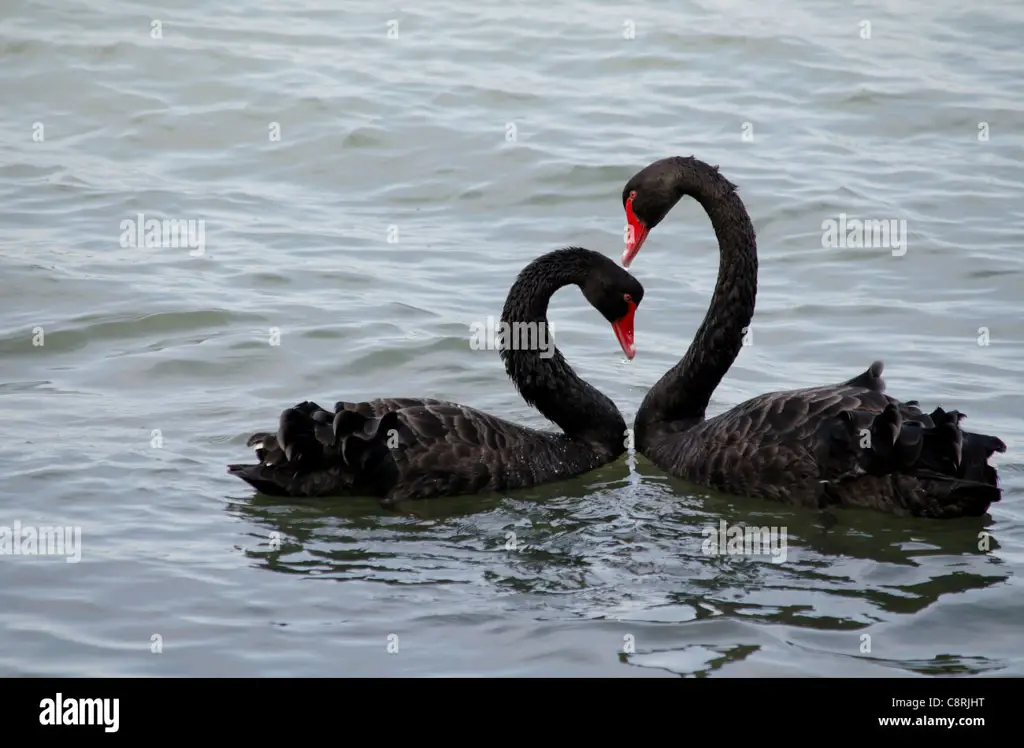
<box><xmin>629</xmin><ymin>190</ymin><xmax>637</xmax><ymax>201</ymax></box>
<box><xmin>623</xmin><ymin>293</ymin><xmax>632</xmax><ymax>303</ymax></box>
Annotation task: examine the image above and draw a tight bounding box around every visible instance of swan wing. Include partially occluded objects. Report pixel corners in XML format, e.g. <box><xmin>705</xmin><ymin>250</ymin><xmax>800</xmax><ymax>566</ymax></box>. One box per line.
<box><xmin>229</xmin><ymin>397</ymin><xmax>570</xmax><ymax>502</ymax></box>
<box><xmin>648</xmin><ymin>362</ymin><xmax>1006</xmax><ymax>517</ymax></box>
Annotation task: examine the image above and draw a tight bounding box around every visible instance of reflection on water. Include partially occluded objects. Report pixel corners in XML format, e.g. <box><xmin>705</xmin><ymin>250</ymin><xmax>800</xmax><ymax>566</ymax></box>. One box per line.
<box><xmin>227</xmin><ymin>457</ymin><xmax>1011</xmax><ymax>676</ymax></box>
<box><xmin>621</xmin><ymin>643</ymin><xmax>761</xmax><ymax>678</ymax></box>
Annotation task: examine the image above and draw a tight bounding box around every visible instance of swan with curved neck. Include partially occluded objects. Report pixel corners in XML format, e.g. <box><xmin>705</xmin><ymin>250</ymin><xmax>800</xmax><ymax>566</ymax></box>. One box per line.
<box><xmin>620</xmin><ymin>156</ymin><xmax>1006</xmax><ymax>518</ymax></box>
<box><xmin>229</xmin><ymin>246</ymin><xmax>643</xmax><ymax>507</ymax></box>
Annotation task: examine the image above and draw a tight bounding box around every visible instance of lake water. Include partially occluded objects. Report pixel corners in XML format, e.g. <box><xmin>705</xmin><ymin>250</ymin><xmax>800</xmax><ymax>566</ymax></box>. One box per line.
<box><xmin>2</xmin><ymin>0</ymin><xmax>1023</xmax><ymax>676</ymax></box>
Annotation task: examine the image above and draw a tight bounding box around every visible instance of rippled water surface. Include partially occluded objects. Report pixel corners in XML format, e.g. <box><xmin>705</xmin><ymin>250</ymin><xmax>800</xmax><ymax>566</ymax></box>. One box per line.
<box><xmin>2</xmin><ymin>0</ymin><xmax>1024</xmax><ymax>676</ymax></box>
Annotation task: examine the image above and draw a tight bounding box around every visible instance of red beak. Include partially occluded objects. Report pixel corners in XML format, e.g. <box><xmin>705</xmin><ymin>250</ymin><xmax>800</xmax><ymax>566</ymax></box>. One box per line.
<box><xmin>623</xmin><ymin>195</ymin><xmax>648</xmax><ymax>268</ymax></box>
<box><xmin>611</xmin><ymin>300</ymin><xmax>637</xmax><ymax>360</ymax></box>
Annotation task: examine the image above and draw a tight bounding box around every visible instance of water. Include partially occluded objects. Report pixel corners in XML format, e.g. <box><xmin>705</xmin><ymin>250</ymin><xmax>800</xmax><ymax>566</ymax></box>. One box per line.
<box><xmin>2</xmin><ymin>0</ymin><xmax>1023</xmax><ymax>677</ymax></box>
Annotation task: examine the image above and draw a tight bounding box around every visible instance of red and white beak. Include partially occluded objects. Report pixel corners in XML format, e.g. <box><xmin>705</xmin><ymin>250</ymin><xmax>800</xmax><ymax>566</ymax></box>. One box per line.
<box><xmin>622</xmin><ymin>194</ymin><xmax>648</xmax><ymax>267</ymax></box>
<box><xmin>611</xmin><ymin>299</ymin><xmax>637</xmax><ymax>359</ymax></box>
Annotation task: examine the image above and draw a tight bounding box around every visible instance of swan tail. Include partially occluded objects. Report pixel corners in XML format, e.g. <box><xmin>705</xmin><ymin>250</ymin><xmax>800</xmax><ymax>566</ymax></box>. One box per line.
<box><xmin>841</xmin><ymin>360</ymin><xmax>886</xmax><ymax>392</ymax></box>
<box><xmin>823</xmin><ymin>404</ymin><xmax>1006</xmax><ymax>517</ymax></box>
<box><xmin>227</xmin><ymin>400</ymin><xmax>416</xmax><ymax>498</ymax></box>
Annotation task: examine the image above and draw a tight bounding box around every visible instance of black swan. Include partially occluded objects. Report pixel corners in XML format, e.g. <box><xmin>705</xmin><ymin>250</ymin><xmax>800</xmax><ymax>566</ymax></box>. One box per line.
<box><xmin>619</xmin><ymin>156</ymin><xmax>1006</xmax><ymax>518</ymax></box>
<box><xmin>228</xmin><ymin>246</ymin><xmax>644</xmax><ymax>506</ymax></box>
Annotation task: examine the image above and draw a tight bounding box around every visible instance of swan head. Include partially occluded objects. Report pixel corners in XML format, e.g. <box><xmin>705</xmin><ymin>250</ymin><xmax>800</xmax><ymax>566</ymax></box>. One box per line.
<box><xmin>621</xmin><ymin>156</ymin><xmax>701</xmax><ymax>267</ymax></box>
<box><xmin>580</xmin><ymin>255</ymin><xmax>644</xmax><ymax>360</ymax></box>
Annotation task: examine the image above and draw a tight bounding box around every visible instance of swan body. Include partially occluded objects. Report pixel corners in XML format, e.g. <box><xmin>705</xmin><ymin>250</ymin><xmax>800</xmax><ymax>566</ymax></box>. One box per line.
<box><xmin>229</xmin><ymin>247</ymin><xmax>644</xmax><ymax>507</ymax></box>
<box><xmin>621</xmin><ymin>156</ymin><xmax>1006</xmax><ymax>518</ymax></box>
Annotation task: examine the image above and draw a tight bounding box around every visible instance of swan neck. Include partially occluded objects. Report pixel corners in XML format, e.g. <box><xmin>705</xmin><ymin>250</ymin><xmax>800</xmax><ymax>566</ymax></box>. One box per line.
<box><xmin>499</xmin><ymin>252</ymin><xmax>626</xmax><ymax>455</ymax></box>
<box><xmin>642</xmin><ymin>164</ymin><xmax>758</xmax><ymax>430</ymax></box>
